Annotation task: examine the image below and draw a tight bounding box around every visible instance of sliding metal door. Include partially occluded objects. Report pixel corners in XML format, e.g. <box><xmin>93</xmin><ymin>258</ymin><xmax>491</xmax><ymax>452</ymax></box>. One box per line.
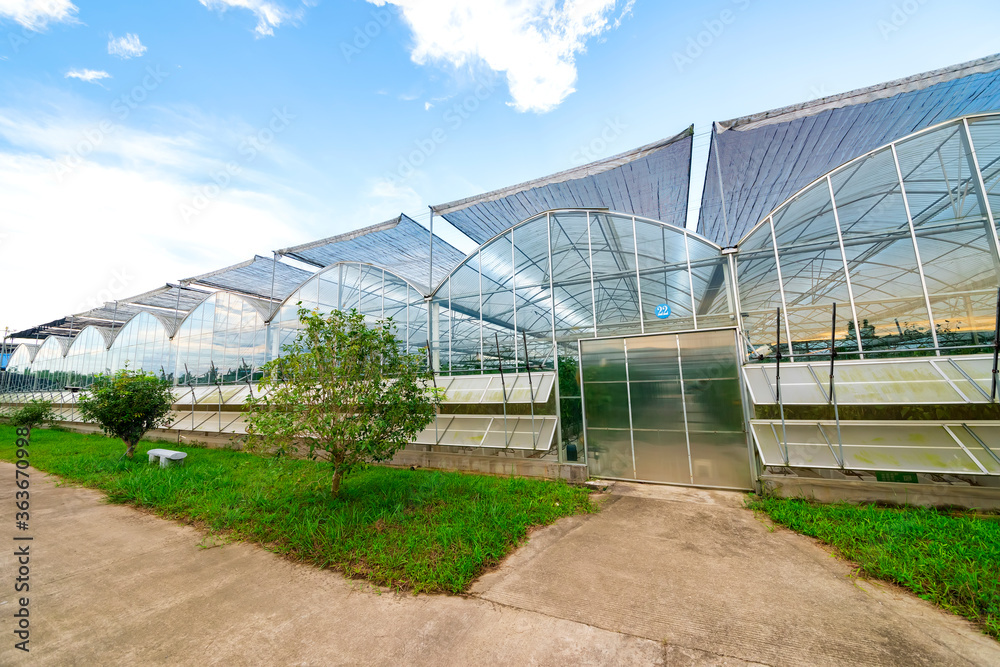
<box><xmin>581</xmin><ymin>328</ymin><xmax>751</xmax><ymax>489</ymax></box>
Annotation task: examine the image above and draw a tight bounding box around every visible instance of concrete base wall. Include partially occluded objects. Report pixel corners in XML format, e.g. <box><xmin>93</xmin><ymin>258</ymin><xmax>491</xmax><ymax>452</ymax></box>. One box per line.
<box><xmin>52</xmin><ymin>421</ymin><xmax>587</xmax><ymax>483</ymax></box>
<box><xmin>762</xmin><ymin>474</ymin><xmax>1000</xmax><ymax>510</ymax></box>
<box><xmin>56</xmin><ymin>422</ymin><xmax>242</xmax><ymax>448</ymax></box>
<box><xmin>389</xmin><ymin>448</ymin><xmax>589</xmax><ymax>483</ymax></box>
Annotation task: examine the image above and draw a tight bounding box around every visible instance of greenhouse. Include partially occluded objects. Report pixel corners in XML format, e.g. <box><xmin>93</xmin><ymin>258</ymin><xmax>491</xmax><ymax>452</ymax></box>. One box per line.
<box><xmin>4</xmin><ymin>55</ymin><xmax>1000</xmax><ymax>494</ymax></box>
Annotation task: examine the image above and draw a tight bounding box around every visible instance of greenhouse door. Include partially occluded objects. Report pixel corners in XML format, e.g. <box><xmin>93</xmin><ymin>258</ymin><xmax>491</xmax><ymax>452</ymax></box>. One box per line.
<box><xmin>579</xmin><ymin>329</ymin><xmax>752</xmax><ymax>489</ymax></box>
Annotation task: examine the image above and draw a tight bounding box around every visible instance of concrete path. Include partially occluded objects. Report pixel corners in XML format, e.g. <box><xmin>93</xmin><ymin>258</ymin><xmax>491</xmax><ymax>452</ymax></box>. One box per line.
<box><xmin>473</xmin><ymin>482</ymin><xmax>1000</xmax><ymax>666</ymax></box>
<box><xmin>0</xmin><ymin>464</ymin><xmax>996</xmax><ymax>665</ymax></box>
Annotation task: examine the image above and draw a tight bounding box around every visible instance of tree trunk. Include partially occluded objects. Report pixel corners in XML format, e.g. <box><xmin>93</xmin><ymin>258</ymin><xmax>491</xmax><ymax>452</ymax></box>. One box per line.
<box><xmin>126</xmin><ymin>441</ymin><xmax>136</xmax><ymax>459</ymax></box>
<box><xmin>331</xmin><ymin>469</ymin><xmax>343</xmax><ymax>497</ymax></box>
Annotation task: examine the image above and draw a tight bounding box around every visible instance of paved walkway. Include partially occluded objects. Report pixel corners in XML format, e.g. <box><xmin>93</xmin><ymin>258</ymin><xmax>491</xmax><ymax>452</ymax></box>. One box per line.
<box><xmin>0</xmin><ymin>464</ymin><xmax>997</xmax><ymax>665</ymax></box>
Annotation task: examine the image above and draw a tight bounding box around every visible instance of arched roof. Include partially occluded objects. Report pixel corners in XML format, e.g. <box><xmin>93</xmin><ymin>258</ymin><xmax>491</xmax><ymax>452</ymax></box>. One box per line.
<box><xmin>736</xmin><ymin>113</ymin><xmax>998</xmax><ymax>246</ymax></box>
<box><xmin>68</xmin><ymin>325</ymin><xmax>114</xmax><ymax>351</ymax></box>
<box><xmin>273</xmin><ymin>260</ymin><xmax>427</xmax><ymax>318</ymax></box>
<box><xmin>172</xmin><ymin>290</ymin><xmax>274</xmax><ymax>333</ymax></box>
<box><xmin>107</xmin><ymin>311</ymin><xmax>171</xmax><ymax>348</ymax></box>
<box><xmin>433</xmin><ymin>208</ymin><xmax>721</xmax><ymax>299</ymax></box>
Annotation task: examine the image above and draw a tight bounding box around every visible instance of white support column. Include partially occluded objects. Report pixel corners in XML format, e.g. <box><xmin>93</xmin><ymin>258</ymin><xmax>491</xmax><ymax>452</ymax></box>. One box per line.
<box><xmin>587</xmin><ymin>211</ymin><xmax>597</xmax><ymax>337</ymax></box>
<box><xmin>768</xmin><ymin>217</ymin><xmax>795</xmax><ymax>361</ymax></box>
<box><xmin>685</xmin><ymin>233</ymin><xmax>698</xmax><ymax>329</ymax></box>
<box><xmin>891</xmin><ymin>142</ymin><xmax>940</xmax><ymax>354</ymax></box>
<box><xmin>632</xmin><ymin>216</ymin><xmax>645</xmax><ymax>334</ymax></box>
<box><xmin>962</xmin><ymin>118</ymin><xmax>1000</xmax><ymax>274</ymax></box>
<box><xmin>827</xmin><ymin>175</ymin><xmax>865</xmax><ymax>356</ymax></box>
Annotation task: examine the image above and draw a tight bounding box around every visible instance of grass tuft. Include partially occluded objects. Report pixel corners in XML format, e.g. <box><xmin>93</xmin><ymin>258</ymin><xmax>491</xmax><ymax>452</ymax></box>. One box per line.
<box><xmin>2</xmin><ymin>426</ymin><xmax>592</xmax><ymax>593</ymax></box>
<box><xmin>747</xmin><ymin>494</ymin><xmax>1000</xmax><ymax>639</ymax></box>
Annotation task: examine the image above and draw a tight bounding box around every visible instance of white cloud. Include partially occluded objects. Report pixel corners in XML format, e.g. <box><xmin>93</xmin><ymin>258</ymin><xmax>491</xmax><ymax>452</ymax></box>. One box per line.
<box><xmin>366</xmin><ymin>177</ymin><xmax>423</xmax><ymax>218</ymax></box>
<box><xmin>65</xmin><ymin>69</ymin><xmax>111</xmax><ymax>83</ymax></box>
<box><xmin>0</xmin><ymin>152</ymin><xmax>302</xmax><ymax>332</ymax></box>
<box><xmin>108</xmin><ymin>32</ymin><xmax>147</xmax><ymax>59</ymax></box>
<box><xmin>198</xmin><ymin>0</ymin><xmax>306</xmax><ymax>37</ymax></box>
<box><xmin>0</xmin><ymin>94</ymin><xmax>313</xmax><ymax>332</ymax></box>
<box><xmin>0</xmin><ymin>0</ymin><xmax>77</xmax><ymax>30</ymax></box>
<box><xmin>367</xmin><ymin>0</ymin><xmax>625</xmax><ymax>113</ymax></box>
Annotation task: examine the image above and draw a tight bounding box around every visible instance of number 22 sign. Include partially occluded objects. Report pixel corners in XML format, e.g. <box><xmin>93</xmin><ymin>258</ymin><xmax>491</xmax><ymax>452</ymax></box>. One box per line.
<box><xmin>654</xmin><ymin>303</ymin><xmax>671</xmax><ymax>319</ymax></box>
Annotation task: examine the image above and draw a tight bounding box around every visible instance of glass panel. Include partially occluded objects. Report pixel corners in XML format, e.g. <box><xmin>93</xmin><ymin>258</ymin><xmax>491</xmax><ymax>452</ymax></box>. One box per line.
<box><xmin>590</xmin><ymin>213</ymin><xmax>641</xmax><ymax>336</ymax></box>
<box><xmin>689</xmin><ymin>244</ymin><xmax>732</xmax><ymax>330</ymax></box>
<box><xmin>736</xmin><ymin>222</ymin><xmax>783</xmax><ymax>354</ymax></box>
<box><xmin>580</xmin><ymin>338</ymin><xmax>625</xmax><ymax>383</ymax></box>
<box><xmin>967</xmin><ymin>116</ymin><xmax>1000</xmax><ymax>226</ymax></box>
<box><xmin>773</xmin><ymin>182</ymin><xmax>857</xmax><ymax>357</ymax></box>
<box><xmin>627</xmin><ymin>335</ymin><xmax>689</xmax><ymax>484</ymax></box>
<box><xmin>550</xmin><ymin>212</ymin><xmax>594</xmax><ymax>340</ymax></box>
<box><xmin>635</xmin><ymin>221</ymin><xmax>695</xmax><ymax>331</ymax></box>
<box><xmin>679</xmin><ymin>329</ymin><xmax>750</xmax><ymax>488</ymax></box>
<box><xmin>895</xmin><ymin>125</ymin><xmax>999</xmax><ymax>352</ymax></box>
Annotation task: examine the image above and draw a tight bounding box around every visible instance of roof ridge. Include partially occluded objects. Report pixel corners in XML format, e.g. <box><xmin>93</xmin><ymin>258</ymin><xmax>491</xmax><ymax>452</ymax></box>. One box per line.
<box><xmin>431</xmin><ymin>125</ymin><xmax>694</xmax><ymax>215</ymax></box>
<box><xmin>718</xmin><ymin>53</ymin><xmax>1000</xmax><ymax>132</ymax></box>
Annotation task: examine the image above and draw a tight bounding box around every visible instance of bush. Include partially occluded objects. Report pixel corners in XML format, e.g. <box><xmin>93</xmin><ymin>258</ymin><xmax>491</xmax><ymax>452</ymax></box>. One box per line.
<box><xmin>76</xmin><ymin>368</ymin><xmax>174</xmax><ymax>458</ymax></box>
<box><xmin>0</xmin><ymin>399</ymin><xmax>55</xmax><ymax>437</ymax></box>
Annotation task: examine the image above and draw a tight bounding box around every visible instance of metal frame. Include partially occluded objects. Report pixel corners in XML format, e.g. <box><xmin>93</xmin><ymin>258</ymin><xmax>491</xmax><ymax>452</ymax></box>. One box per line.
<box><xmin>737</xmin><ymin>113</ymin><xmax>1000</xmax><ymax>361</ymax></box>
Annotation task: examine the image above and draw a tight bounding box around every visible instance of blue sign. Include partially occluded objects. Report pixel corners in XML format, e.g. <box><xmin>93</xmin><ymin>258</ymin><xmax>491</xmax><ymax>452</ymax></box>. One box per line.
<box><xmin>654</xmin><ymin>303</ymin><xmax>671</xmax><ymax>319</ymax></box>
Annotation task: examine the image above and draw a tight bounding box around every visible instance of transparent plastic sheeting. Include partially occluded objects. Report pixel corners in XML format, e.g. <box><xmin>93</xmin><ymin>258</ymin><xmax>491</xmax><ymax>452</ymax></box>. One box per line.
<box><xmin>431</xmin><ymin>210</ymin><xmax>734</xmax><ymax>376</ymax></box>
<box><xmin>736</xmin><ymin>115</ymin><xmax>1000</xmax><ymax>360</ymax></box>
<box><xmin>412</xmin><ymin>415</ymin><xmax>558</xmax><ymax>451</ymax></box>
<box><xmin>744</xmin><ymin>354</ymin><xmax>995</xmax><ymax>405</ymax></box>
<box><xmin>751</xmin><ymin>420</ymin><xmax>1000</xmax><ymax>475</ymax></box>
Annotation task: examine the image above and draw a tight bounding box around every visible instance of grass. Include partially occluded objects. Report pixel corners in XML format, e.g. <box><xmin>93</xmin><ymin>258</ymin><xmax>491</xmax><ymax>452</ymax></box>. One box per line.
<box><xmin>1</xmin><ymin>426</ymin><xmax>593</xmax><ymax>593</ymax></box>
<box><xmin>747</xmin><ymin>495</ymin><xmax>1000</xmax><ymax>639</ymax></box>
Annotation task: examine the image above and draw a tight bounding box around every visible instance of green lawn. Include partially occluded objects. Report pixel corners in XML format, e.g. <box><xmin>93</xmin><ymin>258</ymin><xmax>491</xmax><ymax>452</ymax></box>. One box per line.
<box><xmin>747</xmin><ymin>495</ymin><xmax>1000</xmax><ymax>639</ymax></box>
<box><xmin>1</xmin><ymin>426</ymin><xmax>592</xmax><ymax>593</ymax></box>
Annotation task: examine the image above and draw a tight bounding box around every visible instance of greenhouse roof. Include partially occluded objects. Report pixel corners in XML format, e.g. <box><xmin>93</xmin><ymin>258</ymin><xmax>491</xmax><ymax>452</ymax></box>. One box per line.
<box><xmin>180</xmin><ymin>255</ymin><xmax>313</xmax><ymax>304</ymax></box>
<box><xmin>275</xmin><ymin>213</ymin><xmax>465</xmax><ymax>294</ymax></box>
<box><xmin>8</xmin><ymin>283</ymin><xmax>212</xmax><ymax>340</ymax></box>
<box><xmin>698</xmin><ymin>53</ymin><xmax>1000</xmax><ymax>247</ymax></box>
<box><xmin>432</xmin><ymin>126</ymin><xmax>694</xmax><ymax>245</ymax></box>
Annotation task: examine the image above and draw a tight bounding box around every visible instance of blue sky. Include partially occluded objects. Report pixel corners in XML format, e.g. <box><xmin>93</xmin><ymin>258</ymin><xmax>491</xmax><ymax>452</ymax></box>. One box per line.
<box><xmin>1</xmin><ymin>0</ymin><xmax>999</xmax><ymax>332</ymax></box>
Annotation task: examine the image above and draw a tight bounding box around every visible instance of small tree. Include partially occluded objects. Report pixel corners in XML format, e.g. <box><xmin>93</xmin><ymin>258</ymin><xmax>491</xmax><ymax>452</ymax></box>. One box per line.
<box><xmin>0</xmin><ymin>400</ymin><xmax>56</xmax><ymax>439</ymax></box>
<box><xmin>245</xmin><ymin>307</ymin><xmax>442</xmax><ymax>497</ymax></box>
<box><xmin>77</xmin><ymin>368</ymin><xmax>175</xmax><ymax>459</ymax></box>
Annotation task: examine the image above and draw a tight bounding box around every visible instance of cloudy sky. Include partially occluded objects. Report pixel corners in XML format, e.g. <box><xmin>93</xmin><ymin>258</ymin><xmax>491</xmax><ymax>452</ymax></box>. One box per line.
<box><xmin>1</xmin><ymin>0</ymin><xmax>998</xmax><ymax>333</ymax></box>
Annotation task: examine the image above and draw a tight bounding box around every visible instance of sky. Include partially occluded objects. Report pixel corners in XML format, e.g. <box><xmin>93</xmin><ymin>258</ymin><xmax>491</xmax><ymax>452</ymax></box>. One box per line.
<box><xmin>1</xmin><ymin>0</ymin><xmax>999</xmax><ymax>334</ymax></box>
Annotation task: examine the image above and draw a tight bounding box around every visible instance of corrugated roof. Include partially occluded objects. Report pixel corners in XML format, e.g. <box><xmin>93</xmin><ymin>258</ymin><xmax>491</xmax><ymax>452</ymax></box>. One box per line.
<box><xmin>698</xmin><ymin>53</ymin><xmax>1000</xmax><ymax>246</ymax></box>
<box><xmin>180</xmin><ymin>255</ymin><xmax>313</xmax><ymax>304</ymax></box>
<box><xmin>432</xmin><ymin>126</ymin><xmax>694</xmax><ymax>244</ymax></box>
<box><xmin>275</xmin><ymin>214</ymin><xmax>465</xmax><ymax>294</ymax></box>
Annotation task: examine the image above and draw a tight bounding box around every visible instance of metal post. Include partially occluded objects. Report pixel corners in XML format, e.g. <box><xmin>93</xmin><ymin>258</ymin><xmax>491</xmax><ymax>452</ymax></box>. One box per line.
<box><xmin>992</xmin><ymin>287</ymin><xmax>1000</xmax><ymax>402</ymax></box>
<box><xmin>494</xmin><ymin>333</ymin><xmax>509</xmax><ymax>448</ymax></box>
<box><xmin>428</xmin><ymin>207</ymin><xmax>434</xmax><ymax>295</ymax></box>
<box><xmin>522</xmin><ymin>331</ymin><xmax>537</xmax><ymax>448</ymax></box>
<box><xmin>426</xmin><ymin>340</ymin><xmax>439</xmax><ymax>445</ymax></box>
<box><xmin>217</xmin><ymin>383</ymin><xmax>223</xmax><ymax>432</ymax></box>
<box><xmin>830</xmin><ymin>302</ymin><xmax>844</xmax><ymax>468</ymax></box>
<box><xmin>891</xmin><ymin>142</ymin><xmax>940</xmax><ymax>355</ymax></box>
<box><xmin>269</xmin><ymin>252</ymin><xmax>278</xmax><ymax>310</ymax></box>
<box><xmin>775</xmin><ymin>307</ymin><xmax>789</xmax><ymax>465</ymax></box>
<box><xmin>184</xmin><ymin>363</ymin><xmax>196</xmax><ymax>430</ymax></box>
